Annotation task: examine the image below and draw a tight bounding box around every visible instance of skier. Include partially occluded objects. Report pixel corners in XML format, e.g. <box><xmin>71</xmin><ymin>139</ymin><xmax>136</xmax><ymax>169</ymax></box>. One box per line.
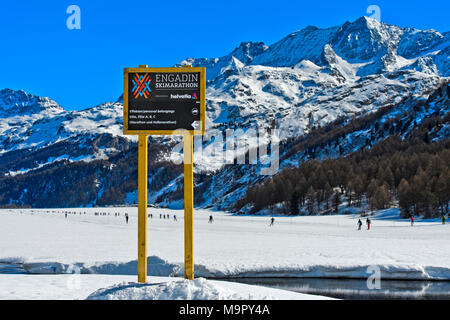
<box><xmin>65</xmin><ymin>213</ymin><xmax>67</xmax><ymax>219</ymax></box>
<box><xmin>269</xmin><ymin>217</ymin><xmax>275</xmax><ymax>227</ymax></box>
<box><xmin>208</xmin><ymin>215</ymin><xmax>214</xmax><ymax>224</ymax></box>
<box><xmin>173</xmin><ymin>215</ymin><xmax>177</xmax><ymax>221</ymax></box>
<box><xmin>442</xmin><ymin>214</ymin><xmax>446</xmax><ymax>225</ymax></box>
<box><xmin>125</xmin><ymin>213</ymin><xmax>129</xmax><ymax>224</ymax></box>
<box><xmin>357</xmin><ymin>219</ymin><xmax>362</xmax><ymax>230</ymax></box>
<box><xmin>160</xmin><ymin>214</ymin><xmax>162</xmax><ymax>219</ymax></box>
<box><xmin>366</xmin><ymin>218</ymin><xmax>371</xmax><ymax>230</ymax></box>
<box><xmin>410</xmin><ymin>215</ymin><xmax>414</xmax><ymax>227</ymax></box>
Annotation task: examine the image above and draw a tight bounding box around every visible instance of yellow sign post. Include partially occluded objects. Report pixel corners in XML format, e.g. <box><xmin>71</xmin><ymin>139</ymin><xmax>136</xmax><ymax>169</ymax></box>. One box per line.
<box><xmin>123</xmin><ymin>65</ymin><xmax>205</xmax><ymax>283</ymax></box>
<box><xmin>183</xmin><ymin>132</ymin><xmax>194</xmax><ymax>280</ymax></box>
<box><xmin>137</xmin><ymin>134</ymin><xmax>148</xmax><ymax>283</ymax></box>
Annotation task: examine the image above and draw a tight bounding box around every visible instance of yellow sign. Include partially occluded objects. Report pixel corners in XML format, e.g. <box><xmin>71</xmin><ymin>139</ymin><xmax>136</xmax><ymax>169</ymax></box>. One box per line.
<box><xmin>123</xmin><ymin>65</ymin><xmax>204</xmax><ymax>283</ymax></box>
<box><xmin>123</xmin><ymin>65</ymin><xmax>206</xmax><ymax>136</ymax></box>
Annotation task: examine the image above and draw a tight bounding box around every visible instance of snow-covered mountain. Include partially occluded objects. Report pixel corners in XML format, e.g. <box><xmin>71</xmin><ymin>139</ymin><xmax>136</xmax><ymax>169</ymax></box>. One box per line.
<box><xmin>0</xmin><ymin>17</ymin><xmax>449</xmax><ymax>208</ymax></box>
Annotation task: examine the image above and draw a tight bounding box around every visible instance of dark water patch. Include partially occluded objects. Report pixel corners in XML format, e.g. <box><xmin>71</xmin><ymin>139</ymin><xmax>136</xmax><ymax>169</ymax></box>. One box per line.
<box><xmin>220</xmin><ymin>277</ymin><xmax>450</xmax><ymax>300</ymax></box>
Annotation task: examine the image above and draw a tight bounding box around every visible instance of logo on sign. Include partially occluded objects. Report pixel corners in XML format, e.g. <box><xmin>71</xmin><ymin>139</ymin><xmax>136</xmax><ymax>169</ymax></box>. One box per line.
<box><xmin>132</xmin><ymin>74</ymin><xmax>152</xmax><ymax>99</ymax></box>
<box><xmin>192</xmin><ymin>92</ymin><xmax>198</xmax><ymax>100</ymax></box>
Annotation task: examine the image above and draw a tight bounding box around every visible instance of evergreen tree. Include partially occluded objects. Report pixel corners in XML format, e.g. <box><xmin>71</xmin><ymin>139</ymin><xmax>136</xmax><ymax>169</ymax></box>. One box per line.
<box><xmin>306</xmin><ymin>186</ymin><xmax>316</xmax><ymax>215</ymax></box>
<box><xmin>290</xmin><ymin>190</ymin><xmax>300</xmax><ymax>215</ymax></box>
<box><xmin>369</xmin><ymin>184</ymin><xmax>392</xmax><ymax>211</ymax></box>
<box><xmin>332</xmin><ymin>191</ymin><xmax>341</xmax><ymax>213</ymax></box>
<box><xmin>398</xmin><ymin>179</ymin><xmax>413</xmax><ymax>218</ymax></box>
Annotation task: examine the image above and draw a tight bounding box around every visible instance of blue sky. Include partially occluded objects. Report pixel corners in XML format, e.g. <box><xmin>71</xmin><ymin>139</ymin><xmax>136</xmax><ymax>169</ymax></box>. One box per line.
<box><xmin>0</xmin><ymin>0</ymin><xmax>448</xmax><ymax>110</ymax></box>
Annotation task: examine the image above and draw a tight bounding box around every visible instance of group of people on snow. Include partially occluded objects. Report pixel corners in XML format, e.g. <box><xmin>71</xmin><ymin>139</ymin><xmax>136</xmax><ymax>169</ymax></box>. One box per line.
<box><xmin>148</xmin><ymin>213</ymin><xmax>178</xmax><ymax>221</ymax></box>
<box><xmin>60</xmin><ymin>209</ymin><xmax>449</xmax><ymax>229</ymax></box>
<box><xmin>357</xmin><ymin>218</ymin><xmax>371</xmax><ymax>230</ymax></box>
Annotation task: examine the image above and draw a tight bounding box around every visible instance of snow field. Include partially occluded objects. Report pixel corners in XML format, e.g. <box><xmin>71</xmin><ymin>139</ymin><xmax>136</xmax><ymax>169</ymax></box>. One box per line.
<box><xmin>1</xmin><ymin>207</ymin><xmax>450</xmax><ymax>280</ymax></box>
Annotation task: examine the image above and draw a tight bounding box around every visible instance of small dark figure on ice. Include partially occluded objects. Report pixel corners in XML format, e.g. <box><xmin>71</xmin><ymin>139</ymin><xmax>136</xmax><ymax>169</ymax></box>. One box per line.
<box><xmin>125</xmin><ymin>213</ymin><xmax>129</xmax><ymax>224</ymax></box>
<box><xmin>269</xmin><ymin>217</ymin><xmax>275</xmax><ymax>226</ymax></box>
<box><xmin>410</xmin><ymin>215</ymin><xmax>414</xmax><ymax>227</ymax></box>
<box><xmin>366</xmin><ymin>218</ymin><xmax>371</xmax><ymax>230</ymax></box>
<box><xmin>442</xmin><ymin>214</ymin><xmax>446</xmax><ymax>225</ymax></box>
<box><xmin>208</xmin><ymin>215</ymin><xmax>214</xmax><ymax>224</ymax></box>
<box><xmin>357</xmin><ymin>219</ymin><xmax>362</xmax><ymax>230</ymax></box>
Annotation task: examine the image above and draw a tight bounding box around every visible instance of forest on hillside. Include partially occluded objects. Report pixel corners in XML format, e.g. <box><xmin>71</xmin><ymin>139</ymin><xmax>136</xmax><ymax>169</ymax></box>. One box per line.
<box><xmin>237</xmin><ymin>134</ymin><xmax>450</xmax><ymax>218</ymax></box>
<box><xmin>236</xmin><ymin>84</ymin><xmax>450</xmax><ymax>218</ymax></box>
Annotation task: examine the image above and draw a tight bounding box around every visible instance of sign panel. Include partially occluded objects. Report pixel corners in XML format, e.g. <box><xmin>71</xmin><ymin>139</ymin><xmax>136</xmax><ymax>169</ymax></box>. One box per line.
<box><xmin>123</xmin><ymin>66</ymin><xmax>206</xmax><ymax>135</ymax></box>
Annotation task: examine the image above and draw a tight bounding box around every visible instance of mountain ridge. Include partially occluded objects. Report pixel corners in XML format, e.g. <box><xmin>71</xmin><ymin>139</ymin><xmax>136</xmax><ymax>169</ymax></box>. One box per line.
<box><xmin>0</xmin><ymin>16</ymin><xmax>448</xmax><ymax>209</ymax></box>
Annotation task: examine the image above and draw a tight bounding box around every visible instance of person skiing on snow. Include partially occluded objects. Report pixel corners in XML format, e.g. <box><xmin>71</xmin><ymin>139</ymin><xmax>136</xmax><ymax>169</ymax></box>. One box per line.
<box><xmin>125</xmin><ymin>213</ymin><xmax>129</xmax><ymax>224</ymax></box>
<box><xmin>269</xmin><ymin>217</ymin><xmax>275</xmax><ymax>227</ymax></box>
<box><xmin>410</xmin><ymin>215</ymin><xmax>414</xmax><ymax>227</ymax></box>
<box><xmin>366</xmin><ymin>218</ymin><xmax>371</xmax><ymax>230</ymax></box>
<box><xmin>357</xmin><ymin>219</ymin><xmax>362</xmax><ymax>230</ymax></box>
<box><xmin>442</xmin><ymin>214</ymin><xmax>446</xmax><ymax>225</ymax></box>
<box><xmin>208</xmin><ymin>215</ymin><xmax>214</xmax><ymax>224</ymax></box>
<box><xmin>174</xmin><ymin>215</ymin><xmax>177</xmax><ymax>221</ymax></box>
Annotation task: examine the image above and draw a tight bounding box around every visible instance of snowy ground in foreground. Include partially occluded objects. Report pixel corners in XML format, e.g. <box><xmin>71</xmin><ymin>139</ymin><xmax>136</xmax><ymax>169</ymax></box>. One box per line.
<box><xmin>0</xmin><ymin>275</ymin><xmax>330</xmax><ymax>300</ymax></box>
<box><xmin>1</xmin><ymin>207</ymin><xmax>450</xmax><ymax>281</ymax></box>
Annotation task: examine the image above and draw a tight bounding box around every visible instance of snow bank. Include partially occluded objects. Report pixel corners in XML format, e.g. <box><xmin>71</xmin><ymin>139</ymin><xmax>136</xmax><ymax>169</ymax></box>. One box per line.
<box><xmin>22</xmin><ymin>256</ymin><xmax>179</xmax><ymax>276</ymax></box>
<box><xmin>86</xmin><ymin>277</ymin><xmax>331</xmax><ymax>300</ymax></box>
<box><xmin>86</xmin><ymin>278</ymin><xmax>246</xmax><ymax>300</ymax></box>
<box><xmin>18</xmin><ymin>256</ymin><xmax>450</xmax><ymax>281</ymax></box>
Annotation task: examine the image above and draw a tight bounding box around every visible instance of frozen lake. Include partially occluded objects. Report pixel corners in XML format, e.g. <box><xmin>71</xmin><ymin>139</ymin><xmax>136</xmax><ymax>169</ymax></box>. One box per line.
<box><xmin>1</xmin><ymin>207</ymin><xmax>450</xmax><ymax>299</ymax></box>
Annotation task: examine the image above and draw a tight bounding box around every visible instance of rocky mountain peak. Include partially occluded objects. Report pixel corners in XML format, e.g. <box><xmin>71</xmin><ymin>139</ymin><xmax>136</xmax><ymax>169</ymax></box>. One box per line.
<box><xmin>0</xmin><ymin>88</ymin><xmax>62</xmax><ymax>116</ymax></box>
